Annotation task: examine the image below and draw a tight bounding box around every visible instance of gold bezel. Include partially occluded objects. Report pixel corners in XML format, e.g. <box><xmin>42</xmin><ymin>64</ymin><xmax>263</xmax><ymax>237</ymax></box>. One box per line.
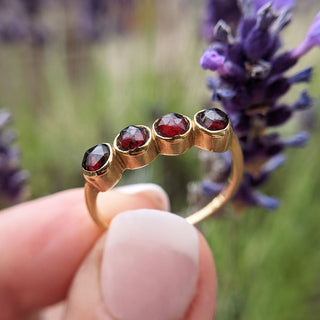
<box><xmin>82</xmin><ymin>143</ymin><xmax>113</xmax><ymax>177</ymax></box>
<box><xmin>82</xmin><ymin>106</ymin><xmax>245</xmax><ymax>229</ymax></box>
<box><xmin>114</xmin><ymin>125</ymin><xmax>157</xmax><ymax>169</ymax></box>
<box><xmin>193</xmin><ymin>108</ymin><xmax>232</xmax><ymax>153</ymax></box>
<box><xmin>82</xmin><ymin>143</ymin><xmax>123</xmax><ymax>192</ymax></box>
<box><xmin>152</xmin><ymin>115</ymin><xmax>193</xmax><ymax>155</ymax></box>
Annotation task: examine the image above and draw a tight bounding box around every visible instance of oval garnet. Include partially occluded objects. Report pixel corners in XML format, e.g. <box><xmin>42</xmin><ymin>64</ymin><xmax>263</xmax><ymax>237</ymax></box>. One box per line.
<box><xmin>196</xmin><ymin>108</ymin><xmax>229</xmax><ymax>131</ymax></box>
<box><xmin>82</xmin><ymin>144</ymin><xmax>110</xmax><ymax>171</ymax></box>
<box><xmin>117</xmin><ymin>125</ymin><xmax>148</xmax><ymax>151</ymax></box>
<box><xmin>155</xmin><ymin>113</ymin><xmax>189</xmax><ymax>137</ymax></box>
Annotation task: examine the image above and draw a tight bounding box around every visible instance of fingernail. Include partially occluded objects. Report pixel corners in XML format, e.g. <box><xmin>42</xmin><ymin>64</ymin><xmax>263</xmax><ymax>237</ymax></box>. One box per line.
<box><xmin>101</xmin><ymin>209</ymin><xmax>199</xmax><ymax>320</ymax></box>
<box><xmin>116</xmin><ymin>183</ymin><xmax>170</xmax><ymax>212</ymax></box>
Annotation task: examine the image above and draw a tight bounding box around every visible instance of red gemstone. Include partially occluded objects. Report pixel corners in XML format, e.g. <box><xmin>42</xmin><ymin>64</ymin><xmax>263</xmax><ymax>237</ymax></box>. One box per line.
<box><xmin>155</xmin><ymin>113</ymin><xmax>189</xmax><ymax>137</ymax></box>
<box><xmin>117</xmin><ymin>125</ymin><xmax>148</xmax><ymax>151</ymax></box>
<box><xmin>82</xmin><ymin>144</ymin><xmax>110</xmax><ymax>171</ymax></box>
<box><xmin>196</xmin><ymin>108</ymin><xmax>229</xmax><ymax>131</ymax></box>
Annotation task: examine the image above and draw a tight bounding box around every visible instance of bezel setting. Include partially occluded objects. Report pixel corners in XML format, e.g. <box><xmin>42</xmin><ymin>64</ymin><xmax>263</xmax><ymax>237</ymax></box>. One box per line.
<box><xmin>154</xmin><ymin>112</ymin><xmax>190</xmax><ymax>138</ymax></box>
<box><xmin>193</xmin><ymin>108</ymin><xmax>232</xmax><ymax>153</ymax></box>
<box><xmin>152</xmin><ymin>114</ymin><xmax>193</xmax><ymax>155</ymax></box>
<box><xmin>82</xmin><ymin>107</ymin><xmax>234</xmax><ymax>191</ymax></box>
<box><xmin>82</xmin><ymin>143</ymin><xmax>123</xmax><ymax>192</ymax></box>
<box><xmin>82</xmin><ymin>106</ymin><xmax>244</xmax><ymax>229</ymax></box>
<box><xmin>82</xmin><ymin>143</ymin><xmax>111</xmax><ymax>176</ymax></box>
<box><xmin>116</xmin><ymin>125</ymin><xmax>149</xmax><ymax>152</ymax></box>
<box><xmin>114</xmin><ymin>125</ymin><xmax>157</xmax><ymax>169</ymax></box>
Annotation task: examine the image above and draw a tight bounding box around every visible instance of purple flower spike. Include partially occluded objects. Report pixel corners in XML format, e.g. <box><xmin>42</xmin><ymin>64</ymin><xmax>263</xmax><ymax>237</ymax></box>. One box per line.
<box><xmin>255</xmin><ymin>0</ymin><xmax>269</xmax><ymax>11</ymax></box>
<box><xmin>236</xmin><ymin>176</ymin><xmax>280</xmax><ymax>209</ymax></box>
<box><xmin>284</xmin><ymin>131</ymin><xmax>309</xmax><ymax>148</ymax></box>
<box><xmin>292</xmin><ymin>91</ymin><xmax>313</xmax><ymax>110</ymax></box>
<box><xmin>189</xmin><ymin>1</ymin><xmax>318</xmax><ymax>213</ymax></box>
<box><xmin>200</xmin><ymin>49</ymin><xmax>226</xmax><ymax>71</ymax></box>
<box><xmin>262</xmin><ymin>154</ymin><xmax>286</xmax><ymax>173</ymax></box>
<box><xmin>255</xmin><ymin>0</ymin><xmax>296</xmax><ymax>12</ymax></box>
<box><xmin>266</xmin><ymin>105</ymin><xmax>292</xmax><ymax>126</ymax></box>
<box><xmin>273</xmin><ymin>0</ymin><xmax>296</xmax><ymax>11</ymax></box>
<box><xmin>0</xmin><ymin>109</ymin><xmax>28</xmax><ymax>207</ymax></box>
<box><xmin>253</xmin><ymin>191</ymin><xmax>280</xmax><ymax>210</ymax></box>
<box><xmin>288</xmin><ymin>67</ymin><xmax>313</xmax><ymax>84</ymax></box>
<box><xmin>0</xmin><ymin>1</ymin><xmax>136</xmax><ymax>45</ymax></box>
<box><xmin>271</xmin><ymin>51</ymin><xmax>298</xmax><ymax>74</ymax></box>
<box><xmin>292</xmin><ymin>11</ymin><xmax>320</xmax><ymax>58</ymax></box>
<box><xmin>244</xmin><ymin>4</ymin><xmax>278</xmax><ymax>60</ymax></box>
<box><xmin>202</xmin><ymin>180</ymin><xmax>225</xmax><ymax>196</ymax></box>
<box><xmin>21</xmin><ymin>0</ymin><xmax>42</xmax><ymax>16</ymax></box>
<box><xmin>202</xmin><ymin>0</ymin><xmax>241</xmax><ymax>42</ymax></box>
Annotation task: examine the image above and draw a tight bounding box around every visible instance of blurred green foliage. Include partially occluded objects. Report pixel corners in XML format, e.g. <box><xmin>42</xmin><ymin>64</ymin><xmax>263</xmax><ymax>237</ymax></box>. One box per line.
<box><xmin>0</xmin><ymin>1</ymin><xmax>319</xmax><ymax>319</ymax></box>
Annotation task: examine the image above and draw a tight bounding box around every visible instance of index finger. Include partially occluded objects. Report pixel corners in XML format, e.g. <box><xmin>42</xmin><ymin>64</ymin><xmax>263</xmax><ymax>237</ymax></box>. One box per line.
<box><xmin>0</xmin><ymin>186</ymin><xmax>169</xmax><ymax>318</ymax></box>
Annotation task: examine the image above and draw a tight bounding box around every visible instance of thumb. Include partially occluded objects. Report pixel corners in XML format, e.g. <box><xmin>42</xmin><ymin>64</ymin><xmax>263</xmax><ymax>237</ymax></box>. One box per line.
<box><xmin>65</xmin><ymin>210</ymin><xmax>217</xmax><ymax>320</ymax></box>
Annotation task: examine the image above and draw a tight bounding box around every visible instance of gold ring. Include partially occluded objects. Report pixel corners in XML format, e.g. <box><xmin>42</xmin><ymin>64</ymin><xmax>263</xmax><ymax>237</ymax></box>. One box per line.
<box><xmin>82</xmin><ymin>105</ymin><xmax>244</xmax><ymax>229</ymax></box>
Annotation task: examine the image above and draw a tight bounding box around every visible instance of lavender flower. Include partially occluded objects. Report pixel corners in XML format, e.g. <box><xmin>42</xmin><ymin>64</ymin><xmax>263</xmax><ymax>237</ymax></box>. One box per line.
<box><xmin>71</xmin><ymin>0</ymin><xmax>137</xmax><ymax>41</ymax></box>
<box><xmin>20</xmin><ymin>0</ymin><xmax>42</xmax><ymax>16</ymax></box>
<box><xmin>0</xmin><ymin>0</ymin><xmax>135</xmax><ymax>44</ymax></box>
<box><xmin>190</xmin><ymin>0</ymin><xmax>319</xmax><ymax>211</ymax></box>
<box><xmin>200</xmin><ymin>49</ymin><xmax>226</xmax><ymax>70</ymax></box>
<box><xmin>255</xmin><ymin>0</ymin><xmax>296</xmax><ymax>11</ymax></box>
<box><xmin>292</xmin><ymin>11</ymin><xmax>320</xmax><ymax>58</ymax></box>
<box><xmin>0</xmin><ymin>110</ymin><xmax>29</xmax><ymax>207</ymax></box>
<box><xmin>201</xmin><ymin>0</ymin><xmax>241</xmax><ymax>42</ymax></box>
<box><xmin>76</xmin><ymin>0</ymin><xmax>109</xmax><ymax>41</ymax></box>
<box><xmin>0</xmin><ymin>0</ymin><xmax>47</xmax><ymax>45</ymax></box>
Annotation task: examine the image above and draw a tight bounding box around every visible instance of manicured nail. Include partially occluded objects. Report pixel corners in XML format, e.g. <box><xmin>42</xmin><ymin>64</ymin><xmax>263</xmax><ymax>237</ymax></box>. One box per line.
<box><xmin>101</xmin><ymin>209</ymin><xmax>199</xmax><ymax>320</ymax></box>
<box><xmin>116</xmin><ymin>183</ymin><xmax>170</xmax><ymax>212</ymax></box>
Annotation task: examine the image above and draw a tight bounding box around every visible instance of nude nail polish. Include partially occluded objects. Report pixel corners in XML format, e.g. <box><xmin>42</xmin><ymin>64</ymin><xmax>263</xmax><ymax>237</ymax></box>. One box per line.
<box><xmin>101</xmin><ymin>209</ymin><xmax>199</xmax><ymax>320</ymax></box>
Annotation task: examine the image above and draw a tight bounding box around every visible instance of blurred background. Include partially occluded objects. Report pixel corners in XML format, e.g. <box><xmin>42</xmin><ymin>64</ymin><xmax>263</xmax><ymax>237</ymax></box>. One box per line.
<box><xmin>1</xmin><ymin>0</ymin><xmax>319</xmax><ymax>319</ymax></box>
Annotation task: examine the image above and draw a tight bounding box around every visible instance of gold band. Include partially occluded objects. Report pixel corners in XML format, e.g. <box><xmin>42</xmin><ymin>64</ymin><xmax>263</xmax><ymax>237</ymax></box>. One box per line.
<box><xmin>82</xmin><ymin>107</ymin><xmax>244</xmax><ymax>229</ymax></box>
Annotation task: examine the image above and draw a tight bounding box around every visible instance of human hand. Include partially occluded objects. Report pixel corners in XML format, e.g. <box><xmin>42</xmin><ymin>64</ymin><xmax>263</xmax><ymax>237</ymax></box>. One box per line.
<box><xmin>0</xmin><ymin>184</ymin><xmax>216</xmax><ymax>320</ymax></box>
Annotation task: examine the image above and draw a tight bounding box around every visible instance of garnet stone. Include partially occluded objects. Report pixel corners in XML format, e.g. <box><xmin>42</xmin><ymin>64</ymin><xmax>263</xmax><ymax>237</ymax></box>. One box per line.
<box><xmin>117</xmin><ymin>125</ymin><xmax>148</xmax><ymax>151</ymax></box>
<box><xmin>196</xmin><ymin>108</ymin><xmax>229</xmax><ymax>131</ymax></box>
<box><xmin>155</xmin><ymin>113</ymin><xmax>189</xmax><ymax>137</ymax></box>
<box><xmin>82</xmin><ymin>144</ymin><xmax>110</xmax><ymax>171</ymax></box>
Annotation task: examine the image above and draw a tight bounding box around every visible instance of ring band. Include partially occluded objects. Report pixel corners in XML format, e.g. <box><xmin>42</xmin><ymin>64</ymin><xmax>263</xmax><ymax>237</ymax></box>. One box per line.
<box><xmin>82</xmin><ymin>106</ymin><xmax>244</xmax><ymax>229</ymax></box>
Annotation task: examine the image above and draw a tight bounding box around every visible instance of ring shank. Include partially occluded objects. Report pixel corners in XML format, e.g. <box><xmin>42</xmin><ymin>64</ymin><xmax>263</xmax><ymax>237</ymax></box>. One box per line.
<box><xmin>185</xmin><ymin>134</ymin><xmax>243</xmax><ymax>224</ymax></box>
<box><xmin>84</xmin><ymin>134</ymin><xmax>243</xmax><ymax>229</ymax></box>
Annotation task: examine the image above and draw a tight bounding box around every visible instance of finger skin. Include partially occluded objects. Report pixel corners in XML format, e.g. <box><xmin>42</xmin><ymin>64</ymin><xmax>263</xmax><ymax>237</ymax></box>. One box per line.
<box><xmin>185</xmin><ymin>233</ymin><xmax>216</xmax><ymax>320</ymax></box>
<box><xmin>65</xmin><ymin>236</ymin><xmax>111</xmax><ymax>320</ymax></box>
<box><xmin>0</xmin><ymin>188</ymin><xmax>164</xmax><ymax>319</ymax></box>
<box><xmin>65</xmin><ymin>230</ymin><xmax>216</xmax><ymax>320</ymax></box>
